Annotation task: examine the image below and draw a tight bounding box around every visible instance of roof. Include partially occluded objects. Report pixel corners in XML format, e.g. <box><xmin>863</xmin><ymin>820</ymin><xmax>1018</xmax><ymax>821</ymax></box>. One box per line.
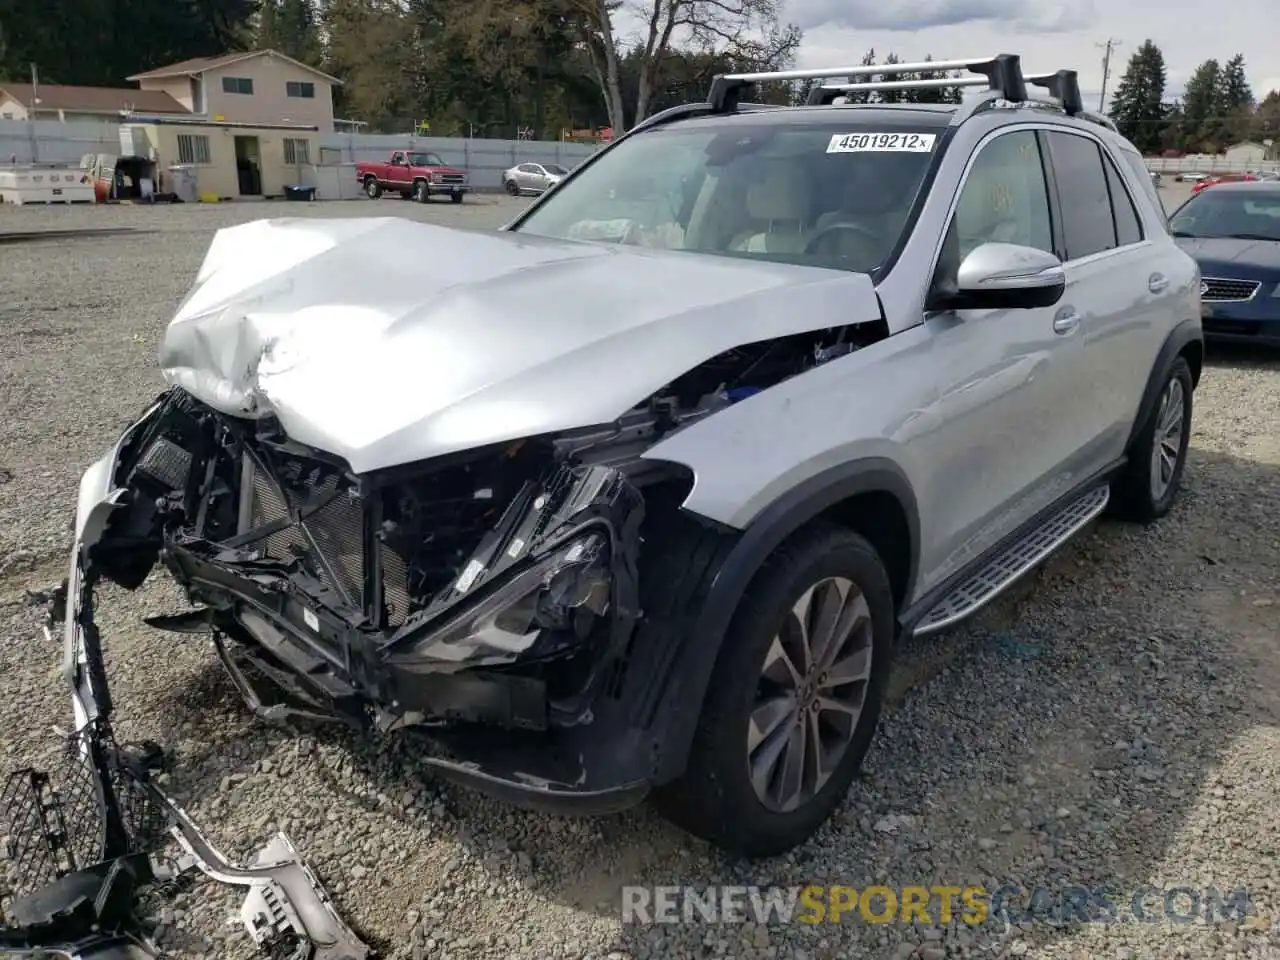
<box><xmin>0</xmin><ymin>83</ymin><xmax>189</xmax><ymax>115</ymax></box>
<box><xmin>1198</xmin><ymin>180</ymin><xmax>1280</xmax><ymax>193</ymax></box>
<box><xmin>655</xmin><ymin>104</ymin><xmax>959</xmax><ymax>131</ymax></box>
<box><xmin>127</xmin><ymin>50</ymin><xmax>341</xmax><ymax>85</ymax></box>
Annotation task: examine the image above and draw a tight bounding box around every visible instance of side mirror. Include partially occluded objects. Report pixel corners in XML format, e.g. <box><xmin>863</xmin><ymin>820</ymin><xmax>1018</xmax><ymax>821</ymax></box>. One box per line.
<box><xmin>935</xmin><ymin>242</ymin><xmax>1066</xmax><ymax>311</ymax></box>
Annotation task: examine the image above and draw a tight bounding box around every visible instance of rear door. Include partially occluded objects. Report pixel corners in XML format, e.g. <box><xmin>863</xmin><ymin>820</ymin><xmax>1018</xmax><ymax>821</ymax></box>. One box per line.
<box><xmin>1041</xmin><ymin>130</ymin><xmax>1176</xmax><ymax>474</ymax></box>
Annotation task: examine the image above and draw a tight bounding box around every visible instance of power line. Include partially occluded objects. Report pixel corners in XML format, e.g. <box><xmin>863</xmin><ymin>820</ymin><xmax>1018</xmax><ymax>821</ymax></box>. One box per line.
<box><xmin>1097</xmin><ymin>38</ymin><xmax>1122</xmax><ymax>112</ymax></box>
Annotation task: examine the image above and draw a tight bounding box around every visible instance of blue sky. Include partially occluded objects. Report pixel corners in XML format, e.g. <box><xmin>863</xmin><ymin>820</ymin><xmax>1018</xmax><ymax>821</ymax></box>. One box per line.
<box><xmin>785</xmin><ymin>0</ymin><xmax>1280</xmax><ymax>109</ymax></box>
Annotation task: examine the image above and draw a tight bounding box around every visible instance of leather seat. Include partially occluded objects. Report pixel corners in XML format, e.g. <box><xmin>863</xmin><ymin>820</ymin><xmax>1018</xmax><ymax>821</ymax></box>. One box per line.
<box><xmin>730</xmin><ymin>165</ymin><xmax>811</xmax><ymax>254</ymax></box>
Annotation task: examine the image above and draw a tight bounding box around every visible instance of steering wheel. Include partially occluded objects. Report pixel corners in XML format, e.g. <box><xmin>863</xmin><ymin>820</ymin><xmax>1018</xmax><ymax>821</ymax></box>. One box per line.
<box><xmin>804</xmin><ymin>220</ymin><xmax>883</xmax><ymax>256</ymax></box>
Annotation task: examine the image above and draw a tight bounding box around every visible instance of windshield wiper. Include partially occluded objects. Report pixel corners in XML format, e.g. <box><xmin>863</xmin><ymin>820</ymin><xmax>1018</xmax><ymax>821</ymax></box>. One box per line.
<box><xmin>1170</xmin><ymin>230</ymin><xmax>1197</xmax><ymax>238</ymax></box>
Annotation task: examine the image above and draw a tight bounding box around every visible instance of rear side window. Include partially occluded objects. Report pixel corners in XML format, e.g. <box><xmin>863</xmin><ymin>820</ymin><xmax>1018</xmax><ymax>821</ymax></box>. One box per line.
<box><xmin>1102</xmin><ymin>157</ymin><xmax>1143</xmax><ymax>245</ymax></box>
<box><xmin>1045</xmin><ymin>131</ymin><xmax>1116</xmax><ymax>259</ymax></box>
<box><xmin>1118</xmin><ymin>149</ymin><xmax>1167</xmax><ymax>220</ymax></box>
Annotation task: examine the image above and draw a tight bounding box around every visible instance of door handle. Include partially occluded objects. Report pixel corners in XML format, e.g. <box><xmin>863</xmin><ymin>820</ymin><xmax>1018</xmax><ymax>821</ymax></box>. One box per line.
<box><xmin>1148</xmin><ymin>272</ymin><xmax>1168</xmax><ymax>293</ymax></box>
<box><xmin>1052</xmin><ymin>307</ymin><xmax>1080</xmax><ymax>335</ymax></box>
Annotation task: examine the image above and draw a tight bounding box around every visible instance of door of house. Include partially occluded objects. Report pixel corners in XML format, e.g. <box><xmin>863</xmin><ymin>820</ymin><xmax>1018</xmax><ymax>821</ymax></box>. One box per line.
<box><xmin>234</xmin><ymin>135</ymin><xmax>262</xmax><ymax>196</ymax></box>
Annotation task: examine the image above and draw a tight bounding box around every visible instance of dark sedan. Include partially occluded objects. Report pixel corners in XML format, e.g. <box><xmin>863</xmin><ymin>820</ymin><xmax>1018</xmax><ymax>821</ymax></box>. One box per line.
<box><xmin>1169</xmin><ymin>181</ymin><xmax>1280</xmax><ymax>346</ymax></box>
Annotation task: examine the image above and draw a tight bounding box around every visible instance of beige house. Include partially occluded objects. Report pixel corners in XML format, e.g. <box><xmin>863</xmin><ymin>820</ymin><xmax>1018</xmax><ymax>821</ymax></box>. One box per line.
<box><xmin>122</xmin><ymin>117</ymin><xmax>320</xmax><ymax>200</ymax></box>
<box><xmin>0</xmin><ymin>83</ymin><xmax>188</xmax><ymax>122</ymax></box>
<box><xmin>127</xmin><ymin>50</ymin><xmax>342</xmax><ymax>132</ymax></box>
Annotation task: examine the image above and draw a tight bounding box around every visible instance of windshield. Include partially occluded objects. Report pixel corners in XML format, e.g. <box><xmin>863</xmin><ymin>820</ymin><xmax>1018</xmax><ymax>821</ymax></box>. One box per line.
<box><xmin>1170</xmin><ymin>190</ymin><xmax>1280</xmax><ymax>241</ymax></box>
<box><xmin>408</xmin><ymin>152</ymin><xmax>446</xmax><ymax>166</ymax></box>
<box><xmin>511</xmin><ymin>118</ymin><xmax>945</xmax><ymax>274</ymax></box>
<box><xmin>545</xmin><ymin>164</ymin><xmax>569</xmax><ymax>175</ymax></box>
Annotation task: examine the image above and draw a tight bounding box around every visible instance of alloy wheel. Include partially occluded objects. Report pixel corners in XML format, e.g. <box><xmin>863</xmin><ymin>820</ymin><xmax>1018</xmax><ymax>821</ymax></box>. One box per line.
<box><xmin>1149</xmin><ymin>378</ymin><xmax>1186</xmax><ymax>500</ymax></box>
<box><xmin>747</xmin><ymin>576</ymin><xmax>874</xmax><ymax>813</ymax></box>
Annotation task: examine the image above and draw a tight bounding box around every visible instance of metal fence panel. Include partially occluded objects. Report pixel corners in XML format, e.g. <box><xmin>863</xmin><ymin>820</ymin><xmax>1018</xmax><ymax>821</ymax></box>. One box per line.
<box><xmin>0</xmin><ymin>118</ymin><xmax>121</xmax><ymax>164</ymax></box>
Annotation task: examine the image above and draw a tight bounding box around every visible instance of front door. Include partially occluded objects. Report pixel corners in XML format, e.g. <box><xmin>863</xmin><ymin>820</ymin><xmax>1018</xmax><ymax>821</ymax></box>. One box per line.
<box><xmin>233</xmin><ymin>136</ymin><xmax>262</xmax><ymax>196</ymax></box>
<box><xmin>916</xmin><ymin>127</ymin><xmax>1087</xmax><ymax>587</ymax></box>
<box><xmin>388</xmin><ymin>151</ymin><xmax>410</xmax><ymax>189</ymax></box>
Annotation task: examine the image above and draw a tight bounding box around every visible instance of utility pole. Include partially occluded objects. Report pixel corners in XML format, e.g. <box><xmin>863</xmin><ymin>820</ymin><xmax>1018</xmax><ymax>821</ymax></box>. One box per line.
<box><xmin>1097</xmin><ymin>39</ymin><xmax>1122</xmax><ymax>112</ymax></box>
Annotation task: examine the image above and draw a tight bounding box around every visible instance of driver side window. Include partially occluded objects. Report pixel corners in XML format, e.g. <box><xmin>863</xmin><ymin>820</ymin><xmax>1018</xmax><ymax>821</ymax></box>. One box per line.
<box><xmin>391</xmin><ymin>152</ymin><xmax>405</xmax><ymax>165</ymax></box>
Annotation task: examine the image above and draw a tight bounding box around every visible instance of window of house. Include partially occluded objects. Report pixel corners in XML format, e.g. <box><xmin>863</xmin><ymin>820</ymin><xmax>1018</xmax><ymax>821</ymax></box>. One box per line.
<box><xmin>176</xmin><ymin>133</ymin><xmax>211</xmax><ymax>164</ymax></box>
<box><xmin>284</xmin><ymin>138</ymin><xmax>310</xmax><ymax>165</ymax></box>
<box><xmin>222</xmin><ymin>76</ymin><xmax>254</xmax><ymax>95</ymax></box>
<box><xmin>286</xmin><ymin>81</ymin><xmax>315</xmax><ymax>99</ymax></box>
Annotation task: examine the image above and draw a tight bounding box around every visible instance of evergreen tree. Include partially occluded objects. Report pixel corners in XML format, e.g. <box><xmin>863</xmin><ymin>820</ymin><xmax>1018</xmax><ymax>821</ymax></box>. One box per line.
<box><xmin>1180</xmin><ymin>59</ymin><xmax>1221</xmax><ymax>151</ymax></box>
<box><xmin>1215</xmin><ymin>54</ymin><xmax>1254</xmax><ymax>145</ymax></box>
<box><xmin>1106</xmin><ymin>40</ymin><xmax>1167</xmax><ymax>154</ymax></box>
<box><xmin>256</xmin><ymin>0</ymin><xmax>322</xmax><ymax>65</ymax></box>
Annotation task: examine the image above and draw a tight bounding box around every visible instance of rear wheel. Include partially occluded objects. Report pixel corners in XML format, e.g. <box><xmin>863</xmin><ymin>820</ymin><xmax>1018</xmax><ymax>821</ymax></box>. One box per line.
<box><xmin>653</xmin><ymin>523</ymin><xmax>895</xmax><ymax>858</ymax></box>
<box><xmin>505</xmin><ymin>178</ymin><xmax>520</xmax><ymax>196</ymax></box>
<box><xmin>364</xmin><ymin>176</ymin><xmax>381</xmax><ymax>199</ymax></box>
<box><xmin>1109</xmin><ymin>356</ymin><xmax>1194</xmax><ymax>522</ymax></box>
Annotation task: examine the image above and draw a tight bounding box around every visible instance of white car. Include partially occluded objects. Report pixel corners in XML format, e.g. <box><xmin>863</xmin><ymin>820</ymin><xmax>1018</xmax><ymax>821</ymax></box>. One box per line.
<box><xmin>502</xmin><ymin>162</ymin><xmax>569</xmax><ymax>196</ymax></box>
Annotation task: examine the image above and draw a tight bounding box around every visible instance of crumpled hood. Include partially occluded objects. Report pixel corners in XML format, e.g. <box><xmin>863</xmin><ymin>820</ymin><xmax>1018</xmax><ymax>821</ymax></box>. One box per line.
<box><xmin>160</xmin><ymin>217</ymin><xmax>879</xmax><ymax>474</ymax></box>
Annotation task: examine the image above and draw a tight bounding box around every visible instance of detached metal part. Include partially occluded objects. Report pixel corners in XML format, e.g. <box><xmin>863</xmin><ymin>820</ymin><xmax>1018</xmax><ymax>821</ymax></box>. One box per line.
<box><xmin>1</xmin><ymin>504</ymin><xmax>370</xmax><ymax>959</ymax></box>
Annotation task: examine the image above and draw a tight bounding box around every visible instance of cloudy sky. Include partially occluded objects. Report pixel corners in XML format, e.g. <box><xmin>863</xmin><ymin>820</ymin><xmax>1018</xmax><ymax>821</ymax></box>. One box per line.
<box><xmin>784</xmin><ymin>0</ymin><xmax>1280</xmax><ymax>109</ymax></box>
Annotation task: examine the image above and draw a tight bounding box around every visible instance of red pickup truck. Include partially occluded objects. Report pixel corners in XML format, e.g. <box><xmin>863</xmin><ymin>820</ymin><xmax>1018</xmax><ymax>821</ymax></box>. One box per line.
<box><xmin>357</xmin><ymin>150</ymin><xmax>470</xmax><ymax>203</ymax></box>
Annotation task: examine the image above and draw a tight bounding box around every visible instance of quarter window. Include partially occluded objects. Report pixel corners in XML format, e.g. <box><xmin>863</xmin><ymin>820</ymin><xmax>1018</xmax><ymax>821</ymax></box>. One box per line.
<box><xmin>1045</xmin><ymin>132</ymin><xmax>1119</xmax><ymax>259</ymax></box>
<box><xmin>1103</xmin><ymin>155</ymin><xmax>1143</xmax><ymax>245</ymax></box>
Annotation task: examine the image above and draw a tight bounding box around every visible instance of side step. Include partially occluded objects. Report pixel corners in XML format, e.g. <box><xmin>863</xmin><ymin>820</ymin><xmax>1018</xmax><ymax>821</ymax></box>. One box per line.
<box><xmin>914</xmin><ymin>484</ymin><xmax>1110</xmax><ymax>636</ymax></box>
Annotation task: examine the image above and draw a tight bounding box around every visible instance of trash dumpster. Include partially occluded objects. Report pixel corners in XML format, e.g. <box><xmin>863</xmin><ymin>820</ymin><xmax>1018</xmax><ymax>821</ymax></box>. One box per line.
<box><xmin>284</xmin><ymin>184</ymin><xmax>316</xmax><ymax>201</ymax></box>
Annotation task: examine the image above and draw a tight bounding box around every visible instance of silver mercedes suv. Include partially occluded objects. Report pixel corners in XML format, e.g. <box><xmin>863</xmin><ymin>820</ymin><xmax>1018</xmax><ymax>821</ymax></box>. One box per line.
<box><xmin>59</xmin><ymin>54</ymin><xmax>1202</xmax><ymax>859</ymax></box>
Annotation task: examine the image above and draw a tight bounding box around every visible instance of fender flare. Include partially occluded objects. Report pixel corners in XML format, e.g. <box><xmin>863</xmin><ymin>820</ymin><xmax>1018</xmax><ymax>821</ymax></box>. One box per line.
<box><xmin>648</xmin><ymin>457</ymin><xmax>921</xmax><ymax>783</ymax></box>
<box><xmin>1126</xmin><ymin>318</ymin><xmax>1203</xmax><ymax>450</ymax></box>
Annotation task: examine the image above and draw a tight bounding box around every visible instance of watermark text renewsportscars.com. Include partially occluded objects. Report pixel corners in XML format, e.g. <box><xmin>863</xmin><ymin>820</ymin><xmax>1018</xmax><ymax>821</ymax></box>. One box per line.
<box><xmin>621</xmin><ymin>884</ymin><xmax>1269</xmax><ymax>928</ymax></box>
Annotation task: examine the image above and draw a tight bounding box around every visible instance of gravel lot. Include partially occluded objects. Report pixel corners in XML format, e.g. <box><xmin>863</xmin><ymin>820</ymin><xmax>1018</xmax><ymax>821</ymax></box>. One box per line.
<box><xmin>2</xmin><ymin>193</ymin><xmax>1278</xmax><ymax>960</ymax></box>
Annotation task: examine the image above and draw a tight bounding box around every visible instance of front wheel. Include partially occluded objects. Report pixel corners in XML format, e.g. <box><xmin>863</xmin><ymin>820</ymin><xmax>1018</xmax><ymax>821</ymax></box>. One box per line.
<box><xmin>652</xmin><ymin>523</ymin><xmax>895</xmax><ymax>858</ymax></box>
<box><xmin>1109</xmin><ymin>356</ymin><xmax>1194</xmax><ymax>522</ymax></box>
<box><xmin>414</xmin><ymin>180</ymin><xmax>430</xmax><ymax>203</ymax></box>
<box><xmin>450</xmin><ymin>192</ymin><xmax>464</xmax><ymax>204</ymax></box>
<box><xmin>364</xmin><ymin>177</ymin><xmax>381</xmax><ymax>199</ymax></box>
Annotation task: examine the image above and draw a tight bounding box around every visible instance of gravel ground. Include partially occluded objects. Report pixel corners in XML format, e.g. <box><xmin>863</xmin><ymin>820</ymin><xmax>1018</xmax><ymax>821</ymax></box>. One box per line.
<box><xmin>1</xmin><ymin>195</ymin><xmax>1278</xmax><ymax>960</ymax></box>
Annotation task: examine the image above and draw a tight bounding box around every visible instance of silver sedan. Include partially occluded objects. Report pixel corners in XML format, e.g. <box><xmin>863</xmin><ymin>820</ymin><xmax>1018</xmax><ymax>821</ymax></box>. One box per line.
<box><xmin>502</xmin><ymin>162</ymin><xmax>570</xmax><ymax>196</ymax></box>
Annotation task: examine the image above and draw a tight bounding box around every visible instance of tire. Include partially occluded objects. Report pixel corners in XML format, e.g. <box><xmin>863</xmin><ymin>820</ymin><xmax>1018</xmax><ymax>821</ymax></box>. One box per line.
<box><xmin>364</xmin><ymin>177</ymin><xmax>381</xmax><ymax>199</ymax></box>
<box><xmin>450</xmin><ymin>192</ymin><xmax>464</xmax><ymax>204</ymax></box>
<box><xmin>505</xmin><ymin>178</ymin><xmax>520</xmax><ymax>196</ymax></box>
<box><xmin>652</xmin><ymin>522</ymin><xmax>895</xmax><ymax>858</ymax></box>
<box><xmin>1109</xmin><ymin>355</ymin><xmax>1194</xmax><ymax>523</ymax></box>
<box><xmin>414</xmin><ymin>180</ymin><xmax>430</xmax><ymax>203</ymax></box>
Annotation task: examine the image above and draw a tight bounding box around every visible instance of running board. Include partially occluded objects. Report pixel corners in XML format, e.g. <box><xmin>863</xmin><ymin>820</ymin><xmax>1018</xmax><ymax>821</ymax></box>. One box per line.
<box><xmin>913</xmin><ymin>484</ymin><xmax>1110</xmax><ymax>637</ymax></box>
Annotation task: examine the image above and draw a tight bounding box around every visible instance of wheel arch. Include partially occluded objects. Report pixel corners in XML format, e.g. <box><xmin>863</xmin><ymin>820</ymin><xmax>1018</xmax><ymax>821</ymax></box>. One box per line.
<box><xmin>1127</xmin><ymin>318</ymin><xmax>1204</xmax><ymax>452</ymax></box>
<box><xmin>646</xmin><ymin>457</ymin><xmax>920</xmax><ymax>783</ymax></box>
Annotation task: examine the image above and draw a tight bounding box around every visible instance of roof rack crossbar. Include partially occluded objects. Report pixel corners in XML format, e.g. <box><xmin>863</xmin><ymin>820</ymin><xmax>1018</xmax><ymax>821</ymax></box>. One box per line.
<box><xmin>710</xmin><ymin>53</ymin><xmax>1027</xmax><ymax>113</ymax></box>
<box><xmin>1025</xmin><ymin>70</ymin><xmax>1083</xmax><ymax>116</ymax></box>
<box><xmin>807</xmin><ymin>76</ymin><xmax>988</xmax><ymax>105</ymax></box>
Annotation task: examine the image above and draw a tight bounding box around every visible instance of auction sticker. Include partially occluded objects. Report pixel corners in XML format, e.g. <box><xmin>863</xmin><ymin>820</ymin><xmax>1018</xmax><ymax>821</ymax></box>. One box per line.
<box><xmin>827</xmin><ymin>132</ymin><xmax>937</xmax><ymax>153</ymax></box>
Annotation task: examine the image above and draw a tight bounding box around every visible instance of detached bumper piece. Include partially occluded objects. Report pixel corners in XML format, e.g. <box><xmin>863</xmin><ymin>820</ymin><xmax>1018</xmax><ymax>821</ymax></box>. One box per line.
<box><xmin>2</xmin><ymin>581</ymin><xmax>371</xmax><ymax>959</ymax></box>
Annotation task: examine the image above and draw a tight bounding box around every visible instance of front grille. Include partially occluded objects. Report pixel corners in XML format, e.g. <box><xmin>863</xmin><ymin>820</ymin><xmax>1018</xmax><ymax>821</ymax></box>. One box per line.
<box><xmin>1202</xmin><ymin>277</ymin><xmax>1261</xmax><ymax>302</ymax></box>
<box><xmin>240</xmin><ymin>452</ymin><xmax>366</xmax><ymax>609</ymax></box>
<box><xmin>438</xmin><ymin>174</ymin><xmax>466</xmax><ymax>185</ymax></box>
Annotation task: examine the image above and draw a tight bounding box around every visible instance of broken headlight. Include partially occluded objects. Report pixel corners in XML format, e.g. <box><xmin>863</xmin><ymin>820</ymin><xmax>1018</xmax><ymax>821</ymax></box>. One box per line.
<box><xmin>385</xmin><ymin>532</ymin><xmax>612</xmax><ymax>670</ymax></box>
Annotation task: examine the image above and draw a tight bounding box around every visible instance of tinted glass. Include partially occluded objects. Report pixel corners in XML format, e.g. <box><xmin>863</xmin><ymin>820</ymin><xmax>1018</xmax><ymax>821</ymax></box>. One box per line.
<box><xmin>408</xmin><ymin>152</ymin><xmax>445</xmax><ymax>166</ymax></box>
<box><xmin>545</xmin><ymin>164</ymin><xmax>569</xmax><ymax>175</ymax></box>
<box><xmin>513</xmin><ymin>118</ymin><xmax>945</xmax><ymax>274</ymax></box>
<box><xmin>951</xmin><ymin>130</ymin><xmax>1054</xmax><ymax>260</ymax></box>
<box><xmin>1103</xmin><ymin>155</ymin><xmax>1143</xmax><ymax>245</ymax></box>
<box><xmin>1169</xmin><ymin>189</ymin><xmax>1280</xmax><ymax>241</ymax></box>
<box><xmin>1119</xmin><ymin>149</ymin><xmax>1166</xmax><ymax>218</ymax></box>
<box><xmin>1047</xmin><ymin>132</ymin><xmax>1116</xmax><ymax>259</ymax></box>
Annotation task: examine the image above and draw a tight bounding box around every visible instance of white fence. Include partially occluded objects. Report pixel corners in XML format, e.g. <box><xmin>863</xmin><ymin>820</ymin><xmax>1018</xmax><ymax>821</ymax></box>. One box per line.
<box><xmin>1146</xmin><ymin>155</ymin><xmax>1280</xmax><ymax>175</ymax></box>
<box><xmin>0</xmin><ymin>118</ymin><xmax>603</xmax><ymax>192</ymax></box>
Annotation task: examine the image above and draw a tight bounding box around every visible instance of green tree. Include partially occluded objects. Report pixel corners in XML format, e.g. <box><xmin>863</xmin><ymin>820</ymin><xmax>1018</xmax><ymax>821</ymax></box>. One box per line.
<box><xmin>1180</xmin><ymin>59</ymin><xmax>1221</xmax><ymax>151</ymax></box>
<box><xmin>256</xmin><ymin>0</ymin><xmax>322</xmax><ymax>66</ymax></box>
<box><xmin>1215</xmin><ymin>53</ymin><xmax>1255</xmax><ymax>145</ymax></box>
<box><xmin>1106</xmin><ymin>40</ymin><xmax>1167</xmax><ymax>154</ymax></box>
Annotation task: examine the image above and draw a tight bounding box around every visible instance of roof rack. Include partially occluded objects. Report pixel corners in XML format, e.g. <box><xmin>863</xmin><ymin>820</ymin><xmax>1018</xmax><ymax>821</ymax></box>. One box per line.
<box><xmin>708</xmin><ymin>55</ymin><xmax>1027</xmax><ymax>113</ymax></box>
<box><xmin>1025</xmin><ymin>70</ymin><xmax>1083</xmax><ymax>116</ymax></box>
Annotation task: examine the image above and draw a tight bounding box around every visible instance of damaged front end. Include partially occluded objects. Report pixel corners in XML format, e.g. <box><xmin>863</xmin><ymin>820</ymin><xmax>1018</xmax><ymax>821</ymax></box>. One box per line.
<box><xmin>77</xmin><ymin>386</ymin><xmax>714</xmax><ymax>811</ymax></box>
